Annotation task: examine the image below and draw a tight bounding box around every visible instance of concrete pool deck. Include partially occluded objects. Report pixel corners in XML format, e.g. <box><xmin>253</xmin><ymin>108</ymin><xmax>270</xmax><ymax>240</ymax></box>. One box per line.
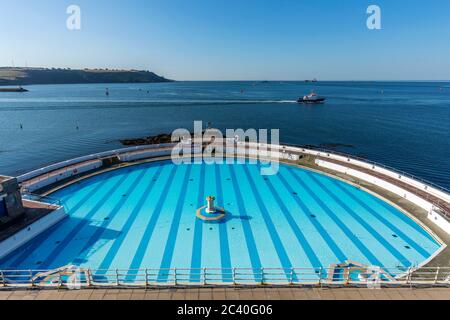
<box><xmin>2</xmin><ymin>287</ymin><xmax>450</xmax><ymax>300</ymax></box>
<box><xmin>0</xmin><ymin>200</ymin><xmax>59</xmax><ymax>242</ymax></box>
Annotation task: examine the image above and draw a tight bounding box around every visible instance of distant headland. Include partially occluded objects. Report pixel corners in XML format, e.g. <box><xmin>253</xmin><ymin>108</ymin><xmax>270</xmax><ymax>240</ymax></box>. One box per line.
<box><xmin>0</xmin><ymin>67</ymin><xmax>173</xmax><ymax>86</ymax></box>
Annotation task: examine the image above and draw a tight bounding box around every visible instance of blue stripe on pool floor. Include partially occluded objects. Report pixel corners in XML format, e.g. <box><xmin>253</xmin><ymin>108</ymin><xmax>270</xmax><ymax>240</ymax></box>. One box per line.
<box><xmin>62</xmin><ymin>177</ymin><xmax>110</xmax><ymax>215</ymax></box>
<box><xmin>97</xmin><ymin>165</ymin><xmax>165</xmax><ymax>272</ymax></box>
<box><xmin>157</xmin><ymin>165</ymin><xmax>192</xmax><ymax>281</ymax></box>
<box><xmin>330</xmin><ymin>179</ymin><xmax>430</xmax><ymax>259</ymax></box>
<box><xmin>288</xmin><ymin>168</ymin><xmax>386</xmax><ymax>267</ymax></box>
<box><xmin>190</xmin><ymin>163</ymin><xmax>206</xmax><ymax>282</ymax></box>
<box><xmin>256</xmin><ymin>164</ymin><xmax>322</xmax><ymax>270</ymax></box>
<box><xmin>242</xmin><ymin>165</ymin><xmax>292</xmax><ymax>280</ymax></box>
<box><xmin>373</xmin><ymin>191</ymin><xmax>438</xmax><ymax>243</ymax></box>
<box><xmin>76</xmin><ymin>168</ymin><xmax>148</xmax><ymax>258</ymax></box>
<box><xmin>215</xmin><ymin>163</ymin><xmax>233</xmax><ymax>282</ymax></box>
<box><xmin>276</xmin><ymin>169</ymin><xmax>347</xmax><ymax>263</ymax></box>
<box><xmin>38</xmin><ymin>175</ymin><xmax>121</xmax><ymax>269</ymax></box>
<box><xmin>228</xmin><ymin>164</ymin><xmax>262</xmax><ymax>282</ymax></box>
<box><xmin>303</xmin><ymin>171</ymin><xmax>410</xmax><ymax>267</ymax></box>
<box><xmin>126</xmin><ymin>165</ymin><xmax>178</xmax><ymax>278</ymax></box>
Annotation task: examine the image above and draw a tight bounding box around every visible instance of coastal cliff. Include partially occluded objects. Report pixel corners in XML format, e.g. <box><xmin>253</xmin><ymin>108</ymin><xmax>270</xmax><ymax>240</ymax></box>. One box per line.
<box><xmin>0</xmin><ymin>67</ymin><xmax>173</xmax><ymax>86</ymax></box>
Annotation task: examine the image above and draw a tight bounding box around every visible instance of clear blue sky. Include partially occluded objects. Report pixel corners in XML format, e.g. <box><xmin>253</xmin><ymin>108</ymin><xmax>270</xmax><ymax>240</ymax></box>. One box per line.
<box><xmin>1</xmin><ymin>0</ymin><xmax>449</xmax><ymax>80</ymax></box>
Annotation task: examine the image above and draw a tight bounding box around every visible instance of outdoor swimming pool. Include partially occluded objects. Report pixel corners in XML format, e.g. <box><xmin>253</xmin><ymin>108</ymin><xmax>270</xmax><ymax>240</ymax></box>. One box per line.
<box><xmin>0</xmin><ymin>160</ymin><xmax>442</xmax><ymax>282</ymax></box>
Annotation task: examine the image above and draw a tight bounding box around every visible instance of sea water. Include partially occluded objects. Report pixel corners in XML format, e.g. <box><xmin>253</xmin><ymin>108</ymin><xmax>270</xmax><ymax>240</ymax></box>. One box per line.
<box><xmin>0</xmin><ymin>81</ymin><xmax>449</xmax><ymax>189</ymax></box>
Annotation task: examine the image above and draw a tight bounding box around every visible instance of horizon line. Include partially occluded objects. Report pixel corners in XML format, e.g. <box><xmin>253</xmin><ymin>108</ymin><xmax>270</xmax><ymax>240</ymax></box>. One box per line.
<box><xmin>1</xmin><ymin>66</ymin><xmax>449</xmax><ymax>83</ymax></box>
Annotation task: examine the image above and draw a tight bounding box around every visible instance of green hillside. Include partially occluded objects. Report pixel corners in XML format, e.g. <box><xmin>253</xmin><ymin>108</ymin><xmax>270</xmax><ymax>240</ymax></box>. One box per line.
<box><xmin>0</xmin><ymin>67</ymin><xmax>173</xmax><ymax>85</ymax></box>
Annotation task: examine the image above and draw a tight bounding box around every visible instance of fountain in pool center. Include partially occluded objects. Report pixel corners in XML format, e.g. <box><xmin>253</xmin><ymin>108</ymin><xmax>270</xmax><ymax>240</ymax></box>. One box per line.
<box><xmin>196</xmin><ymin>196</ymin><xmax>226</xmax><ymax>221</ymax></box>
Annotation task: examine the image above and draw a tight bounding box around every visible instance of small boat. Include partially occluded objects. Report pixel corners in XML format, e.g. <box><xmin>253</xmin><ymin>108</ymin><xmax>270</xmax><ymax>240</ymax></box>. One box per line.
<box><xmin>298</xmin><ymin>92</ymin><xmax>326</xmax><ymax>104</ymax></box>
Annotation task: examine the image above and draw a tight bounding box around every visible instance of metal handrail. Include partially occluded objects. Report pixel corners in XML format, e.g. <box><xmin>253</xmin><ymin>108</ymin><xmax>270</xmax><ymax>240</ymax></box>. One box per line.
<box><xmin>17</xmin><ymin>144</ymin><xmax>178</xmax><ymax>182</ymax></box>
<box><xmin>21</xmin><ymin>192</ymin><xmax>62</xmax><ymax>206</ymax></box>
<box><xmin>19</xmin><ymin>160</ymin><xmax>104</xmax><ymax>187</ymax></box>
<box><xmin>0</xmin><ymin>267</ymin><xmax>449</xmax><ymax>289</ymax></box>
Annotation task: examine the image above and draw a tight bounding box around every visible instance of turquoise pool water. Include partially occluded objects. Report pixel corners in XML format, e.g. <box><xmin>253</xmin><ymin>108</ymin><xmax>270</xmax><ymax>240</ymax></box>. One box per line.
<box><xmin>0</xmin><ymin>160</ymin><xmax>441</xmax><ymax>281</ymax></box>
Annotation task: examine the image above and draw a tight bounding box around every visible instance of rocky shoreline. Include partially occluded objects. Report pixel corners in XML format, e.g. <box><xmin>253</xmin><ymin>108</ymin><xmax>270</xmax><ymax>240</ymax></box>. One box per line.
<box><xmin>120</xmin><ymin>133</ymin><xmax>174</xmax><ymax>146</ymax></box>
<box><xmin>120</xmin><ymin>133</ymin><xmax>356</xmax><ymax>152</ymax></box>
<box><xmin>0</xmin><ymin>87</ymin><xmax>28</xmax><ymax>93</ymax></box>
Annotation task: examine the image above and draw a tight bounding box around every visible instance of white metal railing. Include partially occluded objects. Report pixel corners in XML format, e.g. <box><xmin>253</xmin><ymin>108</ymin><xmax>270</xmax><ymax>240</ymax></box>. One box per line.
<box><xmin>1</xmin><ymin>267</ymin><xmax>449</xmax><ymax>289</ymax></box>
<box><xmin>19</xmin><ymin>161</ymin><xmax>104</xmax><ymax>191</ymax></box>
<box><xmin>16</xmin><ymin>144</ymin><xmax>178</xmax><ymax>183</ymax></box>
<box><xmin>21</xmin><ymin>192</ymin><xmax>62</xmax><ymax>206</ymax></box>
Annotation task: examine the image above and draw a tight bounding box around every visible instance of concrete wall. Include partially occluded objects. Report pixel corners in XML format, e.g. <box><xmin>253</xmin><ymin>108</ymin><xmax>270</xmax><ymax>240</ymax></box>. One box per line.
<box><xmin>118</xmin><ymin>149</ymin><xmax>172</xmax><ymax>162</ymax></box>
<box><xmin>17</xmin><ymin>144</ymin><xmax>178</xmax><ymax>183</ymax></box>
<box><xmin>0</xmin><ymin>177</ymin><xmax>25</xmax><ymax>223</ymax></box>
<box><xmin>0</xmin><ymin>197</ymin><xmax>7</xmax><ymax>218</ymax></box>
<box><xmin>23</xmin><ymin>161</ymin><xmax>103</xmax><ymax>193</ymax></box>
<box><xmin>19</xmin><ymin>145</ymin><xmax>180</xmax><ymax>193</ymax></box>
<box><xmin>0</xmin><ymin>205</ymin><xmax>67</xmax><ymax>261</ymax></box>
<box><xmin>428</xmin><ymin>210</ymin><xmax>450</xmax><ymax>234</ymax></box>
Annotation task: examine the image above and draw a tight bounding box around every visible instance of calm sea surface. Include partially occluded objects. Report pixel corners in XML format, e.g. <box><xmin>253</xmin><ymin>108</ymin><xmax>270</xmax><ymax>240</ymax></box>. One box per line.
<box><xmin>0</xmin><ymin>81</ymin><xmax>449</xmax><ymax>189</ymax></box>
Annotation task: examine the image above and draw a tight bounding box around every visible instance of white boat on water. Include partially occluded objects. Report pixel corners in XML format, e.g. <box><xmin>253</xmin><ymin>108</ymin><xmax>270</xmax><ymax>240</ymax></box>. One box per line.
<box><xmin>298</xmin><ymin>92</ymin><xmax>326</xmax><ymax>104</ymax></box>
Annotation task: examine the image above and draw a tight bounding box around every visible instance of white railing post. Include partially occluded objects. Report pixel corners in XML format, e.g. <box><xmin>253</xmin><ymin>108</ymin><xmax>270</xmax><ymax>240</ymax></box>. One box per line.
<box><xmin>434</xmin><ymin>267</ymin><xmax>440</xmax><ymax>285</ymax></box>
<box><xmin>290</xmin><ymin>268</ymin><xmax>294</xmax><ymax>285</ymax></box>
<box><xmin>86</xmin><ymin>269</ymin><xmax>92</xmax><ymax>287</ymax></box>
<box><xmin>58</xmin><ymin>271</ymin><xmax>62</xmax><ymax>288</ymax></box>
<box><xmin>407</xmin><ymin>268</ymin><xmax>412</xmax><ymax>287</ymax></box>
<box><xmin>0</xmin><ymin>271</ymin><xmax>5</xmax><ymax>287</ymax></box>
<box><xmin>174</xmin><ymin>268</ymin><xmax>178</xmax><ymax>286</ymax></box>
<box><xmin>345</xmin><ymin>267</ymin><xmax>350</xmax><ymax>285</ymax></box>
<box><xmin>318</xmin><ymin>267</ymin><xmax>323</xmax><ymax>287</ymax></box>
<box><xmin>29</xmin><ymin>270</ymin><xmax>34</xmax><ymax>288</ymax></box>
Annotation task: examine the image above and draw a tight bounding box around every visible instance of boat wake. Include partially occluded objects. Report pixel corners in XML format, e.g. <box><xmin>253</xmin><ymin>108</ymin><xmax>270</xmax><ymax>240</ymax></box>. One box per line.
<box><xmin>0</xmin><ymin>99</ymin><xmax>299</xmax><ymax>111</ymax></box>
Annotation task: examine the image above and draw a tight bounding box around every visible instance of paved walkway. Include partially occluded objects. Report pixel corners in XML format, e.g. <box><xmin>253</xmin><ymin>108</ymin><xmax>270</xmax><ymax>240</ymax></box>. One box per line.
<box><xmin>1</xmin><ymin>287</ymin><xmax>450</xmax><ymax>300</ymax></box>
